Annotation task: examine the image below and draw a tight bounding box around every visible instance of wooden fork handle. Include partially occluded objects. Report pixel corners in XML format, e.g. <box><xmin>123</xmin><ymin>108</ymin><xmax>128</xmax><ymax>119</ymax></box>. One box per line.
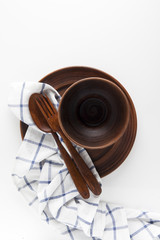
<box><xmin>59</xmin><ymin>130</ymin><xmax>102</xmax><ymax>196</ymax></box>
<box><xmin>51</xmin><ymin>131</ymin><xmax>90</xmax><ymax>199</ymax></box>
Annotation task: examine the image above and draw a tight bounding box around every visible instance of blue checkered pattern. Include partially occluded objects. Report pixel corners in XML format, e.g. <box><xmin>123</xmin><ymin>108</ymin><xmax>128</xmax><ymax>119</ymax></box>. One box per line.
<box><xmin>9</xmin><ymin>82</ymin><xmax>160</xmax><ymax>239</ymax></box>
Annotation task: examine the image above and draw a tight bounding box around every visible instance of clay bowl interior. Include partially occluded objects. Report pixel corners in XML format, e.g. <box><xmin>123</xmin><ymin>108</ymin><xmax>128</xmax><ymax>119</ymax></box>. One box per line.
<box><xmin>58</xmin><ymin>77</ymin><xmax>130</xmax><ymax>149</ymax></box>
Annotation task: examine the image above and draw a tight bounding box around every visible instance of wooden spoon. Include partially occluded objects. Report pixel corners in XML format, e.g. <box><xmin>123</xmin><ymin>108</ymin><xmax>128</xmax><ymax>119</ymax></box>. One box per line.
<box><xmin>29</xmin><ymin>93</ymin><xmax>102</xmax><ymax>196</ymax></box>
<box><xmin>29</xmin><ymin>93</ymin><xmax>90</xmax><ymax>199</ymax></box>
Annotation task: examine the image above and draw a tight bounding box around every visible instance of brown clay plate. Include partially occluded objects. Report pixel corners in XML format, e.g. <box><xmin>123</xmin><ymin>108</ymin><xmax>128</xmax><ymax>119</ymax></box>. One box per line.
<box><xmin>20</xmin><ymin>66</ymin><xmax>137</xmax><ymax>178</ymax></box>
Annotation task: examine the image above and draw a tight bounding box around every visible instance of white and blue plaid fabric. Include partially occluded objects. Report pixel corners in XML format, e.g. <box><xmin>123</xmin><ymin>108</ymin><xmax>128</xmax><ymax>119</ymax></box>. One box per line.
<box><xmin>8</xmin><ymin>82</ymin><xmax>160</xmax><ymax>240</ymax></box>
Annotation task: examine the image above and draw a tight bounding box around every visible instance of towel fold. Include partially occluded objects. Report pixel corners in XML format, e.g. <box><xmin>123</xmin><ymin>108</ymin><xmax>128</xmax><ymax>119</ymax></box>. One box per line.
<box><xmin>8</xmin><ymin>81</ymin><xmax>160</xmax><ymax>239</ymax></box>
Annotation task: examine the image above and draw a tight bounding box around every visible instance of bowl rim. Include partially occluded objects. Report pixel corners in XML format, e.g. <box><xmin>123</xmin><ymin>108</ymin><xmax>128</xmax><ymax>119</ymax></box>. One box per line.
<box><xmin>58</xmin><ymin>77</ymin><xmax>130</xmax><ymax>149</ymax></box>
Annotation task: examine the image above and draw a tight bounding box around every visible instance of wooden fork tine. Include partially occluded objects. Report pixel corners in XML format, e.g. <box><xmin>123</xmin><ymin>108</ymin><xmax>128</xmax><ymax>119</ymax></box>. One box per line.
<box><xmin>36</xmin><ymin>98</ymin><xmax>49</xmax><ymax>120</ymax></box>
<box><xmin>44</xmin><ymin>94</ymin><xmax>57</xmax><ymax>114</ymax></box>
<box><xmin>40</xmin><ymin>95</ymin><xmax>55</xmax><ymax>116</ymax></box>
<box><xmin>36</xmin><ymin>95</ymin><xmax>53</xmax><ymax>118</ymax></box>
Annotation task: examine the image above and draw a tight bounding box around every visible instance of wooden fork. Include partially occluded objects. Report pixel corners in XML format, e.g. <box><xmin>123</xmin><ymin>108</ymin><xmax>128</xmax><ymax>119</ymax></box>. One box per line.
<box><xmin>36</xmin><ymin>94</ymin><xmax>102</xmax><ymax>196</ymax></box>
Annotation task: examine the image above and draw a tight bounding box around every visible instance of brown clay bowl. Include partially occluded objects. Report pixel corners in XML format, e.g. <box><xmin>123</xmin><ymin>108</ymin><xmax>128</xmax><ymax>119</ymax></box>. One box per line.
<box><xmin>58</xmin><ymin>77</ymin><xmax>130</xmax><ymax>149</ymax></box>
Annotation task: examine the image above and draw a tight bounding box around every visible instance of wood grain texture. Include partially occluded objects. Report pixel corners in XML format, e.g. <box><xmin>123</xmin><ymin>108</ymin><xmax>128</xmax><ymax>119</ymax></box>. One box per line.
<box><xmin>30</xmin><ymin>93</ymin><xmax>101</xmax><ymax>196</ymax></box>
<box><xmin>20</xmin><ymin>66</ymin><xmax>137</xmax><ymax>178</ymax></box>
<box><xmin>29</xmin><ymin>93</ymin><xmax>90</xmax><ymax>199</ymax></box>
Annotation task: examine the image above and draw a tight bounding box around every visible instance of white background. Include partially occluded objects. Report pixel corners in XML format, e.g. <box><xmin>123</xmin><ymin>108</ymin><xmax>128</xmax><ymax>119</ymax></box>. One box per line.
<box><xmin>0</xmin><ymin>0</ymin><xmax>160</xmax><ymax>239</ymax></box>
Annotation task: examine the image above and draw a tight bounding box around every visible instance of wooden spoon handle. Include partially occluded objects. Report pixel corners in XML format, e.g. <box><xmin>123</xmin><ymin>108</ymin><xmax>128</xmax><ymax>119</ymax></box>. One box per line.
<box><xmin>51</xmin><ymin>131</ymin><xmax>90</xmax><ymax>199</ymax></box>
<box><xmin>59</xmin><ymin>130</ymin><xmax>102</xmax><ymax>196</ymax></box>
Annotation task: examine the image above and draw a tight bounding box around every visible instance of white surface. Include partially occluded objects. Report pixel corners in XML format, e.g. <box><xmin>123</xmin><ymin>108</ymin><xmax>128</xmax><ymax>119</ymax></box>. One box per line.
<box><xmin>0</xmin><ymin>0</ymin><xmax>160</xmax><ymax>239</ymax></box>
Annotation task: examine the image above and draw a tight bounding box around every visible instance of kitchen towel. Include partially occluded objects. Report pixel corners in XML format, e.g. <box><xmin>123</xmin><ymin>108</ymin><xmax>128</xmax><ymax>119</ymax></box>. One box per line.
<box><xmin>8</xmin><ymin>81</ymin><xmax>160</xmax><ymax>239</ymax></box>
